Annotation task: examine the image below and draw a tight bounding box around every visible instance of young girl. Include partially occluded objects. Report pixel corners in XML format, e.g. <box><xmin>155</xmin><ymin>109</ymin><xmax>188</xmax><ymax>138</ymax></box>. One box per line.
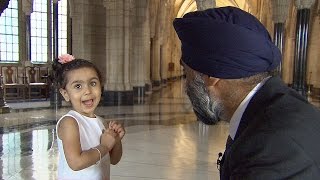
<box><xmin>53</xmin><ymin>54</ymin><xmax>125</xmax><ymax>180</ymax></box>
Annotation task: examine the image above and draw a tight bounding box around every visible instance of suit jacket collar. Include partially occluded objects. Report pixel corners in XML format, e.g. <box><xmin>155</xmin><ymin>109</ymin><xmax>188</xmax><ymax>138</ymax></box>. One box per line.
<box><xmin>233</xmin><ymin>76</ymin><xmax>287</xmax><ymax>140</ymax></box>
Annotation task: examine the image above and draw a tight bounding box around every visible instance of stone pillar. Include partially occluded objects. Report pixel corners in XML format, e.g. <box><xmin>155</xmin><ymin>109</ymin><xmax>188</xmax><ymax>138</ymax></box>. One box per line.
<box><xmin>47</xmin><ymin>0</ymin><xmax>52</xmax><ymax>62</ymax></box>
<box><xmin>158</xmin><ymin>1</ymin><xmax>167</xmax><ymax>86</ymax></box>
<box><xmin>306</xmin><ymin>1</ymin><xmax>320</xmax><ymax>88</ymax></box>
<box><xmin>195</xmin><ymin>0</ymin><xmax>216</xmax><ymax>10</ymax></box>
<box><xmin>52</xmin><ymin>0</ymin><xmax>59</xmax><ymax>58</ymax></box>
<box><xmin>103</xmin><ymin>0</ymin><xmax>133</xmax><ymax>105</ymax></box>
<box><xmin>130</xmin><ymin>0</ymin><xmax>149</xmax><ymax>104</ymax></box>
<box><xmin>50</xmin><ymin>0</ymin><xmax>62</xmax><ymax>107</ymax></box>
<box><xmin>22</xmin><ymin>0</ymin><xmax>33</xmax><ymax>62</ymax></box>
<box><xmin>166</xmin><ymin>1</ymin><xmax>175</xmax><ymax>81</ymax></box>
<box><xmin>159</xmin><ymin>0</ymin><xmax>173</xmax><ymax>85</ymax></box>
<box><xmin>71</xmin><ymin>0</ymin><xmax>90</xmax><ymax>59</ymax></box>
<box><xmin>150</xmin><ymin>0</ymin><xmax>161</xmax><ymax>88</ymax></box>
<box><xmin>144</xmin><ymin>2</ymin><xmax>151</xmax><ymax>94</ymax></box>
<box><xmin>68</xmin><ymin>0</ymin><xmax>75</xmax><ymax>18</ymax></box>
<box><xmin>151</xmin><ymin>37</ymin><xmax>161</xmax><ymax>87</ymax></box>
<box><xmin>67</xmin><ymin>0</ymin><xmax>75</xmax><ymax>55</ymax></box>
<box><xmin>271</xmin><ymin>0</ymin><xmax>290</xmax><ymax>77</ymax></box>
<box><xmin>292</xmin><ymin>0</ymin><xmax>315</xmax><ymax>97</ymax></box>
<box><xmin>21</xmin><ymin>0</ymin><xmax>33</xmax><ymax>90</ymax></box>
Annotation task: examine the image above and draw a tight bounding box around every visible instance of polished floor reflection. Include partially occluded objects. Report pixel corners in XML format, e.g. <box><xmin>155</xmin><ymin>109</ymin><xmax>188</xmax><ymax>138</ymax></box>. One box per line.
<box><xmin>0</xmin><ymin>79</ymin><xmax>226</xmax><ymax>179</ymax></box>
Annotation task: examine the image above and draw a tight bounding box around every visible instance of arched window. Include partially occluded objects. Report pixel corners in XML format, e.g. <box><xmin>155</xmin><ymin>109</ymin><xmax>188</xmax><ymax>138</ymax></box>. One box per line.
<box><xmin>0</xmin><ymin>0</ymin><xmax>19</xmax><ymax>62</ymax></box>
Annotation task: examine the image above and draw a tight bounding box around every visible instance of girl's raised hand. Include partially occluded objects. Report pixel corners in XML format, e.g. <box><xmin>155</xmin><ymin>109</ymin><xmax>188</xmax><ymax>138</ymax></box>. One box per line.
<box><xmin>100</xmin><ymin>128</ymin><xmax>117</xmax><ymax>151</ymax></box>
<box><xmin>108</xmin><ymin>121</ymin><xmax>126</xmax><ymax>140</ymax></box>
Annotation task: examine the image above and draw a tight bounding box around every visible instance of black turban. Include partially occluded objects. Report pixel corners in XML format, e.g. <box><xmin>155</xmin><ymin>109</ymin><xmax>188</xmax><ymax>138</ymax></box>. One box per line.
<box><xmin>173</xmin><ymin>6</ymin><xmax>281</xmax><ymax>79</ymax></box>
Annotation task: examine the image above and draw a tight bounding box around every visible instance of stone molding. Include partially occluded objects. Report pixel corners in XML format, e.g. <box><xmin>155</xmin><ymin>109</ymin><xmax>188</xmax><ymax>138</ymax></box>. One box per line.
<box><xmin>295</xmin><ymin>0</ymin><xmax>315</xmax><ymax>9</ymax></box>
<box><xmin>103</xmin><ymin>0</ymin><xmax>116</xmax><ymax>9</ymax></box>
<box><xmin>195</xmin><ymin>0</ymin><xmax>216</xmax><ymax>10</ymax></box>
<box><xmin>271</xmin><ymin>0</ymin><xmax>291</xmax><ymax>23</ymax></box>
<box><xmin>22</xmin><ymin>0</ymin><xmax>33</xmax><ymax>15</ymax></box>
<box><xmin>68</xmin><ymin>0</ymin><xmax>75</xmax><ymax>18</ymax></box>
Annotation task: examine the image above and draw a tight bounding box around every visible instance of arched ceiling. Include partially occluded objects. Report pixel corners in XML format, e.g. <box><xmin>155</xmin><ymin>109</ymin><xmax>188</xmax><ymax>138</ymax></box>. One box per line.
<box><xmin>175</xmin><ymin>0</ymin><xmax>258</xmax><ymax>17</ymax></box>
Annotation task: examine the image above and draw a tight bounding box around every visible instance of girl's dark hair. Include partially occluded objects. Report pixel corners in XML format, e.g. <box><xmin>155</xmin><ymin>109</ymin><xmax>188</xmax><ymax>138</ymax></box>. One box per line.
<box><xmin>52</xmin><ymin>58</ymin><xmax>102</xmax><ymax>89</ymax></box>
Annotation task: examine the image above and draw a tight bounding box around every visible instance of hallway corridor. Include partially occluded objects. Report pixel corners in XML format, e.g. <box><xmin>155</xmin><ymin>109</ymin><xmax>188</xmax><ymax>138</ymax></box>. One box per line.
<box><xmin>0</xmin><ymin>79</ymin><xmax>229</xmax><ymax>180</ymax></box>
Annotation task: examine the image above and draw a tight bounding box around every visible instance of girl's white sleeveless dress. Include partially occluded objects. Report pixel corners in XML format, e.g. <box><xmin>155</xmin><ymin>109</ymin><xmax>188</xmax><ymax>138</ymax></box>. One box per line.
<box><xmin>56</xmin><ymin>110</ymin><xmax>110</xmax><ymax>180</ymax></box>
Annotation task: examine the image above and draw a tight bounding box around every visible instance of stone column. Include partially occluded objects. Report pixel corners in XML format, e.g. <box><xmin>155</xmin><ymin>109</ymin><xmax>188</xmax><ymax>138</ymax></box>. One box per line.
<box><xmin>195</xmin><ymin>0</ymin><xmax>216</xmax><ymax>10</ymax></box>
<box><xmin>50</xmin><ymin>0</ymin><xmax>62</xmax><ymax>107</ymax></box>
<box><xmin>47</xmin><ymin>0</ymin><xmax>52</xmax><ymax>62</ymax></box>
<box><xmin>159</xmin><ymin>1</ymin><xmax>167</xmax><ymax>86</ymax></box>
<box><xmin>306</xmin><ymin>1</ymin><xmax>320</xmax><ymax>88</ymax></box>
<box><xmin>166</xmin><ymin>1</ymin><xmax>175</xmax><ymax>81</ymax></box>
<box><xmin>144</xmin><ymin>2</ymin><xmax>151</xmax><ymax>94</ymax></box>
<box><xmin>52</xmin><ymin>0</ymin><xmax>59</xmax><ymax>58</ymax></box>
<box><xmin>21</xmin><ymin>0</ymin><xmax>33</xmax><ymax>89</ymax></box>
<box><xmin>68</xmin><ymin>0</ymin><xmax>75</xmax><ymax>18</ymax></box>
<box><xmin>151</xmin><ymin>38</ymin><xmax>161</xmax><ymax>87</ymax></box>
<box><xmin>103</xmin><ymin>0</ymin><xmax>133</xmax><ymax>105</ymax></box>
<box><xmin>22</xmin><ymin>0</ymin><xmax>33</xmax><ymax>62</ymax></box>
<box><xmin>160</xmin><ymin>0</ymin><xmax>175</xmax><ymax>85</ymax></box>
<box><xmin>68</xmin><ymin>0</ymin><xmax>74</xmax><ymax>54</ymax></box>
<box><xmin>292</xmin><ymin>0</ymin><xmax>315</xmax><ymax>97</ymax></box>
<box><xmin>71</xmin><ymin>0</ymin><xmax>90</xmax><ymax>59</ymax></box>
<box><xmin>130</xmin><ymin>0</ymin><xmax>149</xmax><ymax>104</ymax></box>
<box><xmin>271</xmin><ymin>0</ymin><xmax>290</xmax><ymax>77</ymax></box>
<box><xmin>150</xmin><ymin>0</ymin><xmax>161</xmax><ymax>88</ymax></box>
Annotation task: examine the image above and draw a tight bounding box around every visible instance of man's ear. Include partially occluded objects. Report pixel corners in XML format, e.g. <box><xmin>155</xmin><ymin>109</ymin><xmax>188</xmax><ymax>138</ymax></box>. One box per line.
<box><xmin>206</xmin><ymin>77</ymin><xmax>220</xmax><ymax>87</ymax></box>
<box><xmin>59</xmin><ymin>88</ymin><xmax>70</xmax><ymax>102</ymax></box>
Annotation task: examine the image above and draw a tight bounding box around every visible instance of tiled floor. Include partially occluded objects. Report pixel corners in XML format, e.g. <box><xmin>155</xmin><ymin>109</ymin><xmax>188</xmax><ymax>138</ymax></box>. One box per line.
<box><xmin>0</xmin><ymin>79</ymin><xmax>229</xmax><ymax>180</ymax></box>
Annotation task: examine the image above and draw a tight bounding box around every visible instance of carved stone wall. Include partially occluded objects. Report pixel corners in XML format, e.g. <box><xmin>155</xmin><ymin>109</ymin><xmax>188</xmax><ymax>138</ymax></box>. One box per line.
<box><xmin>195</xmin><ymin>0</ymin><xmax>216</xmax><ymax>10</ymax></box>
<box><xmin>306</xmin><ymin>0</ymin><xmax>320</xmax><ymax>87</ymax></box>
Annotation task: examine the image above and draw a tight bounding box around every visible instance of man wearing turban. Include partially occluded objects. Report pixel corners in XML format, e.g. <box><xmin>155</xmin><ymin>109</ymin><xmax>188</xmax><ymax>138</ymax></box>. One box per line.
<box><xmin>173</xmin><ymin>6</ymin><xmax>320</xmax><ymax>179</ymax></box>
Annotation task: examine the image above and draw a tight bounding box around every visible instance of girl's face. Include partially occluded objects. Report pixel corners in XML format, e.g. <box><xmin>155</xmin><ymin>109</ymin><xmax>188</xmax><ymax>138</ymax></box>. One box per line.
<box><xmin>59</xmin><ymin>67</ymin><xmax>102</xmax><ymax>117</ymax></box>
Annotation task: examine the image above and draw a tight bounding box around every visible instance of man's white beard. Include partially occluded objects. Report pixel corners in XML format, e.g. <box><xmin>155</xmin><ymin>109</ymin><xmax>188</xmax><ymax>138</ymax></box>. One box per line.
<box><xmin>185</xmin><ymin>74</ymin><xmax>223</xmax><ymax>125</ymax></box>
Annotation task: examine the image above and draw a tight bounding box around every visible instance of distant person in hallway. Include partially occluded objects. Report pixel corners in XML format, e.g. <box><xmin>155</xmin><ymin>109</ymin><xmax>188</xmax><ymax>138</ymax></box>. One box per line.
<box><xmin>173</xmin><ymin>6</ymin><xmax>320</xmax><ymax>179</ymax></box>
<box><xmin>53</xmin><ymin>54</ymin><xmax>125</xmax><ymax>180</ymax></box>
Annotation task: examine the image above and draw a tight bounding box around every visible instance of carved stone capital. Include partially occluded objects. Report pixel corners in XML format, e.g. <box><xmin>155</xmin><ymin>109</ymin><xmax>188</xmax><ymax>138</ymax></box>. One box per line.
<box><xmin>103</xmin><ymin>0</ymin><xmax>117</xmax><ymax>8</ymax></box>
<box><xmin>53</xmin><ymin>0</ymin><xmax>60</xmax><ymax>4</ymax></box>
<box><xmin>195</xmin><ymin>0</ymin><xmax>216</xmax><ymax>10</ymax></box>
<box><xmin>22</xmin><ymin>0</ymin><xmax>33</xmax><ymax>15</ymax></box>
<box><xmin>295</xmin><ymin>0</ymin><xmax>315</xmax><ymax>9</ymax></box>
<box><xmin>318</xmin><ymin>0</ymin><xmax>320</xmax><ymax>16</ymax></box>
<box><xmin>102</xmin><ymin>0</ymin><xmax>107</xmax><ymax>8</ymax></box>
<box><xmin>133</xmin><ymin>0</ymin><xmax>148</xmax><ymax>25</ymax></box>
<box><xmin>271</xmin><ymin>0</ymin><xmax>291</xmax><ymax>23</ymax></box>
<box><xmin>68</xmin><ymin>0</ymin><xmax>74</xmax><ymax>18</ymax></box>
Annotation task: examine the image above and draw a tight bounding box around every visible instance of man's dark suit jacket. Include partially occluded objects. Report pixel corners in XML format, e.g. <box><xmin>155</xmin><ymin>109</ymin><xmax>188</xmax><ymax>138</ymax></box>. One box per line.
<box><xmin>220</xmin><ymin>77</ymin><xmax>320</xmax><ymax>180</ymax></box>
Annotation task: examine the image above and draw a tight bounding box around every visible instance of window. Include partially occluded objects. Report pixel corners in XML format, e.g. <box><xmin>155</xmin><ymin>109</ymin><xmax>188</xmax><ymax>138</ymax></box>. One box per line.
<box><xmin>58</xmin><ymin>0</ymin><xmax>68</xmax><ymax>55</ymax></box>
<box><xmin>2</xmin><ymin>132</ymin><xmax>22</xmax><ymax>175</ymax></box>
<box><xmin>1</xmin><ymin>0</ymin><xmax>68</xmax><ymax>63</ymax></box>
<box><xmin>30</xmin><ymin>0</ymin><xmax>48</xmax><ymax>63</ymax></box>
<box><xmin>51</xmin><ymin>0</ymin><xmax>68</xmax><ymax>58</ymax></box>
<box><xmin>0</xmin><ymin>0</ymin><xmax>19</xmax><ymax>62</ymax></box>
